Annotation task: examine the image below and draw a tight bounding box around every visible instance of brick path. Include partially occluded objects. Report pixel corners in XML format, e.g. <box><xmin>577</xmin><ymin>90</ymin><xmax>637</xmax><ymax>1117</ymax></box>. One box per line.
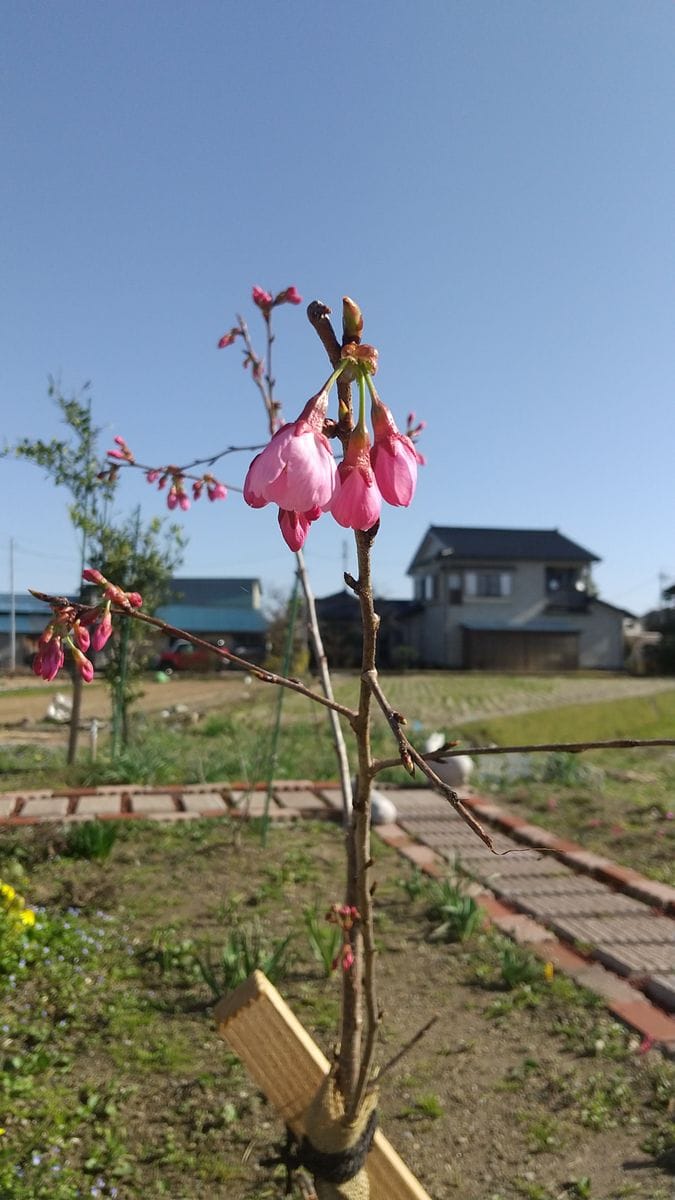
<box><xmin>2</xmin><ymin>781</ymin><xmax>674</xmax><ymax>1053</ymax></box>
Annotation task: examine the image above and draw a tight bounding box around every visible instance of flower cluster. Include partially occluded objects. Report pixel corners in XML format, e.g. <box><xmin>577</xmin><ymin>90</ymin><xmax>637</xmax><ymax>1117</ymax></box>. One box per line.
<box><xmin>243</xmin><ymin>360</ymin><xmax>421</xmax><ymax>550</ymax></box>
<box><xmin>1</xmin><ymin>881</ymin><xmax>36</xmax><ymax>934</ymax></box>
<box><xmin>104</xmin><ymin>438</ymin><xmax>228</xmax><ymax>514</ymax></box>
<box><xmin>32</xmin><ymin>571</ymin><xmax>143</xmax><ymax>685</ymax></box>
<box><xmin>326</xmin><ymin>903</ymin><xmax>360</xmax><ymax>973</ymax></box>
<box><xmin>218</xmin><ymin>283</ymin><xmax>302</xmax><ymax>347</ymax></box>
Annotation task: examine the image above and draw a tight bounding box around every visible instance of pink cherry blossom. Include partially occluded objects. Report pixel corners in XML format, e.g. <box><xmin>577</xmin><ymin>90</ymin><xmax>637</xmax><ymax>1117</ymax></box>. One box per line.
<box><xmin>243</xmin><ymin>391</ymin><xmax>337</xmax><ymax>514</ymax></box>
<box><xmin>370</xmin><ymin>392</ymin><xmax>418</xmax><ymax>507</ymax></box>
<box><xmin>207</xmin><ymin>481</ymin><xmax>227</xmax><ymax>501</ymax></box>
<box><xmin>329</xmin><ymin>427</ymin><xmax>381</xmax><ymax>531</ymax></box>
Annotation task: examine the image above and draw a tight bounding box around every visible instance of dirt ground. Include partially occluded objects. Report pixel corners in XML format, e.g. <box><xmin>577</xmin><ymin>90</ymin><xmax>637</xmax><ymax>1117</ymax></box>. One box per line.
<box><xmin>1</xmin><ymin>817</ymin><xmax>671</xmax><ymax>1200</ymax></box>
<box><xmin>0</xmin><ymin>674</ymin><xmax>251</xmax><ymax>744</ymax></box>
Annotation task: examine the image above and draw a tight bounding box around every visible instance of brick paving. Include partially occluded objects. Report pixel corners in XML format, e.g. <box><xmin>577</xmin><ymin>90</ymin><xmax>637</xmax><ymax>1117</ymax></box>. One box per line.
<box><xmin>1</xmin><ymin>780</ymin><xmax>674</xmax><ymax>1051</ymax></box>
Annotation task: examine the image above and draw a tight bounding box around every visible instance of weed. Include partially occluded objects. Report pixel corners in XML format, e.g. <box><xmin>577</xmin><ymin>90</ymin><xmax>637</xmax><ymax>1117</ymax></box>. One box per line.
<box><xmin>64</xmin><ymin>819</ymin><xmax>119</xmax><ymax>861</ymax></box>
<box><xmin>400</xmin><ymin>1092</ymin><xmax>445</xmax><ymax>1120</ymax></box>
<box><xmin>499</xmin><ymin>945</ymin><xmax>543</xmax><ymax>990</ymax></box>
<box><xmin>565</xmin><ymin>1179</ymin><xmax>592</xmax><ymax>1199</ymax></box>
<box><xmin>425</xmin><ymin>878</ymin><xmax>481</xmax><ymax>943</ymax></box>
<box><xmin>193</xmin><ymin>923</ymin><xmax>294</xmax><ymax>998</ymax></box>
<box><xmin>303</xmin><ymin>905</ymin><xmax>341</xmax><ymax>977</ymax></box>
<box><xmin>398</xmin><ymin>867</ymin><xmax>426</xmax><ymax>900</ymax></box>
<box><xmin>542</xmin><ymin>752</ymin><xmax>592</xmax><ymax>787</ymax></box>
<box><xmin>526</xmin><ymin>1113</ymin><xmax>561</xmax><ymax>1152</ymax></box>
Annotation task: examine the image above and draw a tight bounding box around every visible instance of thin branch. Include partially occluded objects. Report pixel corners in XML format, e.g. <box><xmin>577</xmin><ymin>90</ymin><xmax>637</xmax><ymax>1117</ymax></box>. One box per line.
<box><xmin>374</xmin><ymin>1015</ymin><xmax>439</xmax><ymax>1085</ymax></box>
<box><xmin>363</xmin><ymin>669</ymin><xmax>415</xmax><ymax>776</ymax></box>
<box><xmin>436</xmin><ymin>737</ymin><xmax>675</xmax><ymax>757</ymax></box>
<box><xmin>237</xmin><ymin>314</ymin><xmax>278</xmax><ymax>433</ymax></box>
<box><xmin>306</xmin><ymin>301</ymin><xmax>342</xmax><ymax>367</ymax></box>
<box><xmin>371</xmin><ymin>736</ymin><xmax>675</xmax><ymax>774</ymax></box>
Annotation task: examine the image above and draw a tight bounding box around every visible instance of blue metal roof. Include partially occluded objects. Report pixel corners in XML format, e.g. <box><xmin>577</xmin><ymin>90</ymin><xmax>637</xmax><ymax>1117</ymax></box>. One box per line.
<box><xmin>155</xmin><ymin>604</ymin><xmax>267</xmax><ymax>634</ymax></box>
<box><xmin>0</xmin><ymin>615</ymin><xmax>46</xmax><ymax>634</ymax></box>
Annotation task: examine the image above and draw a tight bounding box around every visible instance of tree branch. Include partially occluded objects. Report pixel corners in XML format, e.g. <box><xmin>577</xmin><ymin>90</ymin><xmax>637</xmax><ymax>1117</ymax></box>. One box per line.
<box><xmin>371</xmin><ymin>736</ymin><xmax>675</xmax><ymax>773</ymax></box>
<box><xmin>29</xmin><ymin>591</ymin><xmax>358</xmax><ymax>724</ymax></box>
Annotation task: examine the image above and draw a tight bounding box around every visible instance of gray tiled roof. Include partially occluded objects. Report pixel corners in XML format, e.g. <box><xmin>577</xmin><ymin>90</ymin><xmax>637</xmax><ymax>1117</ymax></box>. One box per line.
<box><xmin>409</xmin><ymin>526</ymin><xmax>600</xmax><ymax>572</ymax></box>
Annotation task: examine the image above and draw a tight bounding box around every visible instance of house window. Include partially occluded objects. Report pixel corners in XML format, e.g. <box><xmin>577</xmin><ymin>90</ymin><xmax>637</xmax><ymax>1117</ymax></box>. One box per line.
<box><xmin>465</xmin><ymin>571</ymin><xmax>512</xmax><ymax>599</ymax></box>
<box><xmin>415</xmin><ymin>575</ymin><xmax>434</xmax><ymax>602</ymax></box>
<box><xmin>546</xmin><ymin>567</ymin><xmax>582</xmax><ymax>594</ymax></box>
<box><xmin>448</xmin><ymin>573</ymin><xmax>462</xmax><ymax>605</ymax></box>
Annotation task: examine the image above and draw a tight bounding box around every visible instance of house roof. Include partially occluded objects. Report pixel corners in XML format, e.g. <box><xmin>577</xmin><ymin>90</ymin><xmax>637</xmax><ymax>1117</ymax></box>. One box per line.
<box><xmin>461</xmin><ymin>619</ymin><xmax>581</xmax><ymax>634</ymax></box>
<box><xmin>408</xmin><ymin>527</ymin><xmax>600</xmax><ymax>573</ymax></box>
<box><xmin>315</xmin><ymin>591</ymin><xmax>417</xmax><ymax>622</ymax></box>
<box><xmin>167</xmin><ymin>577</ymin><xmax>261</xmax><ymax>607</ymax></box>
<box><xmin>154</xmin><ymin>604</ymin><xmax>267</xmax><ymax>634</ymax></box>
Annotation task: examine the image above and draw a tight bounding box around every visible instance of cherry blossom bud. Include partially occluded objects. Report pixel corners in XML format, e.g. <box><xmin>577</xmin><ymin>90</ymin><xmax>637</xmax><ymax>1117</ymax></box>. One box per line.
<box><xmin>146</xmin><ymin>469</ymin><xmax>160</xmax><ymax>484</ymax></box>
<box><xmin>207</xmin><ymin>481</ymin><xmax>227</xmax><ymax>502</ymax></box>
<box><xmin>72</xmin><ymin>645</ymin><xmax>94</xmax><ymax>683</ymax></box>
<box><xmin>73</xmin><ymin>622</ymin><xmax>90</xmax><ymax>653</ymax></box>
<box><xmin>342</xmin><ymin>296</ymin><xmax>364</xmax><ymax>341</ymax></box>
<box><xmin>192</xmin><ymin>479</ymin><xmax>204</xmax><ymax>501</ymax></box>
<box><xmin>217</xmin><ymin>328</ymin><xmax>239</xmax><ymax>348</ymax></box>
<box><xmin>252</xmin><ymin>286</ymin><xmax>273</xmax><ymax>311</ymax></box>
<box><xmin>277</xmin><ymin>508</ymin><xmax>316</xmax><ymax>552</ymax></box>
<box><xmin>92</xmin><ymin>610</ymin><xmax>113</xmax><ymax>652</ymax></box>
<box><xmin>167</xmin><ymin>486</ymin><xmax>178</xmax><ymax>510</ymax></box>
<box><xmin>82</xmin><ymin>568</ymin><xmax>105</xmax><ymax>585</ymax></box>
<box><xmin>126</xmin><ymin>592</ymin><xmax>143</xmax><ymax>608</ymax></box>
<box><xmin>370</xmin><ymin>391</ymin><xmax>418</xmax><ymax>507</ymax></box>
<box><xmin>33</xmin><ymin>633</ymin><xmax>65</xmax><ymax>682</ymax></box>
<box><xmin>330</xmin><ymin>426</ymin><xmax>381</xmax><ymax>531</ymax></box>
<box><xmin>178</xmin><ymin>492</ymin><xmax>190</xmax><ymax>511</ymax></box>
<box><xmin>342</xmin><ymin>945</ymin><xmax>355</xmax><ymax>972</ymax></box>
<box><xmin>106</xmin><ymin>449</ymin><xmax>125</xmax><ymax>460</ymax></box>
<box><xmin>275</xmin><ymin>285</ymin><xmax>302</xmax><ymax>306</ymax></box>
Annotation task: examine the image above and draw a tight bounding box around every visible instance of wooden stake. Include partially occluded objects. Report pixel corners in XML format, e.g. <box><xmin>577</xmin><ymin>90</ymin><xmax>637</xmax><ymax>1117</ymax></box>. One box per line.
<box><xmin>215</xmin><ymin>972</ymin><xmax>432</xmax><ymax>1200</ymax></box>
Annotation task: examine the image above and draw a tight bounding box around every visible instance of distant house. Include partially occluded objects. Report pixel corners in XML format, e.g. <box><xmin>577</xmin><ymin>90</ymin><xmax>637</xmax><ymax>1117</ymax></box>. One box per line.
<box><xmin>404</xmin><ymin>526</ymin><xmax>631</xmax><ymax>671</ymax></box>
<box><xmin>156</xmin><ymin>577</ymin><xmax>268</xmax><ymax>663</ymax></box>
<box><xmin>314</xmin><ymin>591</ymin><xmax>418</xmax><ymax>669</ymax></box>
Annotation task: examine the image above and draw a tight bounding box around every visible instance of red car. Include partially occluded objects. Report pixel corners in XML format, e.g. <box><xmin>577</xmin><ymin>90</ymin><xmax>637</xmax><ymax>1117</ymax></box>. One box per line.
<box><xmin>157</xmin><ymin>639</ymin><xmax>224</xmax><ymax>674</ymax></box>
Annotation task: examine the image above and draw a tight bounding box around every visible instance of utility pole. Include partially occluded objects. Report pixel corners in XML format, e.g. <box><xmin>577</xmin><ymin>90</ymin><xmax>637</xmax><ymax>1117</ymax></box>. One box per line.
<box><xmin>9</xmin><ymin>537</ymin><xmax>16</xmax><ymax>673</ymax></box>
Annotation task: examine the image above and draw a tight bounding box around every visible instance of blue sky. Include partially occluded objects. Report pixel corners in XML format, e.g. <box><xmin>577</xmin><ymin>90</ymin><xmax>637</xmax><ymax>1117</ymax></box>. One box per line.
<box><xmin>2</xmin><ymin>1</ymin><xmax>673</xmax><ymax>616</ymax></box>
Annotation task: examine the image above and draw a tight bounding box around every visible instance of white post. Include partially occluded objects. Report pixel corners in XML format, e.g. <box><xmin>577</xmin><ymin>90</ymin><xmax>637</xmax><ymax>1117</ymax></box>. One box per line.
<box><xmin>9</xmin><ymin>537</ymin><xmax>16</xmax><ymax>674</ymax></box>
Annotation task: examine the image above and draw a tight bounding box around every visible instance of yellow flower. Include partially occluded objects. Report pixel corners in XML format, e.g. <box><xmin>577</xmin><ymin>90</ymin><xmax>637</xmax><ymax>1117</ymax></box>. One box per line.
<box><xmin>0</xmin><ymin>883</ymin><xmax>16</xmax><ymax>904</ymax></box>
<box><xmin>0</xmin><ymin>1127</ymin><xmax>6</xmax><ymax>1136</ymax></box>
<box><xmin>544</xmin><ymin>961</ymin><xmax>555</xmax><ymax>982</ymax></box>
<box><xmin>19</xmin><ymin>909</ymin><xmax>36</xmax><ymax>927</ymax></box>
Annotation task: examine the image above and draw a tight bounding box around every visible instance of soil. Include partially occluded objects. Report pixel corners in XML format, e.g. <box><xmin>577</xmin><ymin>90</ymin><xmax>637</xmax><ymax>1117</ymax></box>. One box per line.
<box><xmin>1</xmin><ymin>816</ymin><xmax>672</xmax><ymax>1200</ymax></box>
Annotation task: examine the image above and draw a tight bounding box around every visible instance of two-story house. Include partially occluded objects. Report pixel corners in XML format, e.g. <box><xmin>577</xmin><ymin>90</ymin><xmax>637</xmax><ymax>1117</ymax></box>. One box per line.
<box><xmin>405</xmin><ymin>526</ymin><xmax>630</xmax><ymax>671</ymax></box>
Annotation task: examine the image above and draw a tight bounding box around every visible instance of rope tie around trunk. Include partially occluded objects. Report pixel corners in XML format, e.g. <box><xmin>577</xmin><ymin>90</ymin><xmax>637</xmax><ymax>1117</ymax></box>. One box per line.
<box><xmin>301</xmin><ymin>1074</ymin><xmax>379</xmax><ymax>1199</ymax></box>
